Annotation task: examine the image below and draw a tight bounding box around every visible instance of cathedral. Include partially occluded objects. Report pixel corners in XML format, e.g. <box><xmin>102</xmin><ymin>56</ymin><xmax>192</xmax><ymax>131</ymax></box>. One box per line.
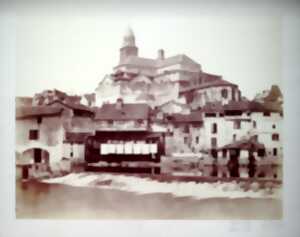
<box><xmin>95</xmin><ymin>27</ymin><xmax>242</xmax><ymax>108</ymax></box>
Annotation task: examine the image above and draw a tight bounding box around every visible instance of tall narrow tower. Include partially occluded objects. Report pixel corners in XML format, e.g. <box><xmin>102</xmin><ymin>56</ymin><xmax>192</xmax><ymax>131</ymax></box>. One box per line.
<box><xmin>119</xmin><ymin>27</ymin><xmax>138</xmax><ymax>63</ymax></box>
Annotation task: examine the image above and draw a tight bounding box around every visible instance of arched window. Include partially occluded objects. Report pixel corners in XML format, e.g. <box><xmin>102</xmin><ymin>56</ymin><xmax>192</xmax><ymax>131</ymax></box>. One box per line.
<box><xmin>221</xmin><ymin>88</ymin><xmax>228</xmax><ymax>99</ymax></box>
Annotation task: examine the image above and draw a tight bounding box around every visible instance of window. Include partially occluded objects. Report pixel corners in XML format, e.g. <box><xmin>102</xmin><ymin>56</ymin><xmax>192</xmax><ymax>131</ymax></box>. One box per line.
<box><xmin>192</xmin><ymin>123</ymin><xmax>201</xmax><ymax>128</ymax></box>
<box><xmin>253</xmin><ymin>121</ymin><xmax>257</xmax><ymax>128</ymax></box>
<box><xmin>272</xmin><ymin>124</ymin><xmax>276</xmax><ymax>129</ymax></box>
<box><xmin>37</xmin><ymin>117</ymin><xmax>42</xmax><ymax>124</ymax></box>
<box><xmin>205</xmin><ymin>113</ymin><xmax>216</xmax><ymax>117</ymax></box>
<box><xmin>253</xmin><ymin>135</ymin><xmax>258</xmax><ymax>142</ymax></box>
<box><xmin>29</xmin><ymin>130</ymin><xmax>39</xmax><ymax>140</ymax></box>
<box><xmin>233</xmin><ymin>134</ymin><xmax>236</xmax><ymax>141</ymax></box>
<box><xmin>195</xmin><ymin>136</ymin><xmax>199</xmax><ymax>144</ymax></box>
<box><xmin>222</xmin><ymin>149</ymin><xmax>227</xmax><ymax>158</ymax></box>
<box><xmin>272</xmin><ymin>133</ymin><xmax>280</xmax><ymax>141</ymax></box>
<box><xmin>258</xmin><ymin>149</ymin><xmax>265</xmax><ymax>157</ymax></box>
<box><xmin>273</xmin><ymin>148</ymin><xmax>278</xmax><ymax>156</ymax></box>
<box><xmin>183</xmin><ymin>125</ymin><xmax>189</xmax><ymax>133</ymax></box>
<box><xmin>211</xmin><ymin>149</ymin><xmax>218</xmax><ymax>158</ymax></box>
<box><xmin>234</xmin><ymin>121</ymin><xmax>241</xmax><ymax>129</ymax></box>
<box><xmin>221</xmin><ymin>88</ymin><xmax>228</xmax><ymax>99</ymax></box>
<box><xmin>211</xmin><ymin>137</ymin><xmax>217</xmax><ymax>148</ymax></box>
<box><xmin>184</xmin><ymin>137</ymin><xmax>188</xmax><ymax>145</ymax></box>
<box><xmin>211</xmin><ymin>123</ymin><xmax>217</xmax><ymax>134</ymax></box>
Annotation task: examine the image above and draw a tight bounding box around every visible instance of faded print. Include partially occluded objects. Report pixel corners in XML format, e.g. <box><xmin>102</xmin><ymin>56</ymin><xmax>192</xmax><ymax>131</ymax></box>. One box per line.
<box><xmin>15</xmin><ymin>9</ymin><xmax>283</xmax><ymax>219</ymax></box>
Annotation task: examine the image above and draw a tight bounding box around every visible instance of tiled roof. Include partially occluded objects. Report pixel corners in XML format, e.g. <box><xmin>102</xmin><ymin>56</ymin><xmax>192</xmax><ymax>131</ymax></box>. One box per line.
<box><xmin>116</xmin><ymin>54</ymin><xmax>200</xmax><ymax>69</ymax></box>
<box><xmin>94</xmin><ymin>103</ymin><xmax>150</xmax><ymax>120</ymax></box>
<box><xmin>222</xmin><ymin>100</ymin><xmax>282</xmax><ymax>113</ymax></box>
<box><xmin>249</xmin><ymin>101</ymin><xmax>282</xmax><ymax>113</ymax></box>
<box><xmin>64</xmin><ymin>132</ymin><xmax>93</xmax><ymax>144</ymax></box>
<box><xmin>171</xmin><ymin>111</ymin><xmax>202</xmax><ymax>123</ymax></box>
<box><xmin>224</xmin><ymin>101</ymin><xmax>250</xmax><ymax>111</ymax></box>
<box><xmin>157</xmin><ymin>54</ymin><xmax>200</xmax><ymax>68</ymax></box>
<box><xmin>201</xmin><ymin>72</ymin><xmax>222</xmax><ymax>83</ymax></box>
<box><xmin>16</xmin><ymin>106</ymin><xmax>63</xmax><ymax>119</ymax></box>
<box><xmin>202</xmin><ymin>102</ymin><xmax>224</xmax><ymax>113</ymax></box>
<box><xmin>47</xmin><ymin>100</ymin><xmax>94</xmax><ymax>113</ymax></box>
<box><xmin>219</xmin><ymin>137</ymin><xmax>265</xmax><ymax>151</ymax></box>
<box><xmin>180</xmin><ymin>78</ymin><xmax>237</xmax><ymax>94</ymax></box>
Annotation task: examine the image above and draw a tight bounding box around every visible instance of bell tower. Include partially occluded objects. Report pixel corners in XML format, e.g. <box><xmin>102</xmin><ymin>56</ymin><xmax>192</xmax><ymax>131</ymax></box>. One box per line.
<box><xmin>119</xmin><ymin>27</ymin><xmax>138</xmax><ymax>63</ymax></box>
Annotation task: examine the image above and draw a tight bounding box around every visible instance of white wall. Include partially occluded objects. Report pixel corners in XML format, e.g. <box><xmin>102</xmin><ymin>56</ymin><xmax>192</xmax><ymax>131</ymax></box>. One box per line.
<box><xmin>251</xmin><ymin>112</ymin><xmax>283</xmax><ymax>157</ymax></box>
<box><xmin>191</xmin><ymin>86</ymin><xmax>237</xmax><ymax>108</ymax></box>
<box><xmin>15</xmin><ymin>116</ymin><xmax>65</xmax><ymax>165</ymax></box>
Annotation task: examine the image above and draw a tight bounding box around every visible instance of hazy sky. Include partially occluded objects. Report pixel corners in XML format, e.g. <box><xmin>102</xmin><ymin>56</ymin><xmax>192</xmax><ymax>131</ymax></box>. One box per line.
<box><xmin>16</xmin><ymin>3</ymin><xmax>282</xmax><ymax>99</ymax></box>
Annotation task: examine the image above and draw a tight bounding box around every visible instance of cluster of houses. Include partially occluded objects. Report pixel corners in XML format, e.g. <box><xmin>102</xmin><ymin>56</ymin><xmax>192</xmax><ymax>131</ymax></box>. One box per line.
<box><xmin>15</xmin><ymin>27</ymin><xmax>283</xmax><ymax>179</ymax></box>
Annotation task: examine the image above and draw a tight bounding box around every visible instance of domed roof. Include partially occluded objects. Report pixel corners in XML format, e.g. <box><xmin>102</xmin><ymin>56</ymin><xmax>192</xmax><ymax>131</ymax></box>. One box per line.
<box><xmin>124</xmin><ymin>26</ymin><xmax>134</xmax><ymax>38</ymax></box>
<box><xmin>122</xmin><ymin>26</ymin><xmax>136</xmax><ymax>47</ymax></box>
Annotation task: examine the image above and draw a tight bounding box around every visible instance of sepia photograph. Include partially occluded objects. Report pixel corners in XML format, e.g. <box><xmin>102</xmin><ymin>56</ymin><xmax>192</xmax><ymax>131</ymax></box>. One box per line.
<box><xmin>13</xmin><ymin>1</ymin><xmax>285</xmax><ymax>220</ymax></box>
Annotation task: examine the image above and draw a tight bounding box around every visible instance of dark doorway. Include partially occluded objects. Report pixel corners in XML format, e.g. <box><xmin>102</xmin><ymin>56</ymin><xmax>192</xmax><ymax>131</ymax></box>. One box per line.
<box><xmin>22</xmin><ymin>166</ymin><xmax>29</xmax><ymax>179</ymax></box>
<box><xmin>34</xmin><ymin>148</ymin><xmax>42</xmax><ymax>163</ymax></box>
<box><xmin>228</xmin><ymin>149</ymin><xmax>240</xmax><ymax>177</ymax></box>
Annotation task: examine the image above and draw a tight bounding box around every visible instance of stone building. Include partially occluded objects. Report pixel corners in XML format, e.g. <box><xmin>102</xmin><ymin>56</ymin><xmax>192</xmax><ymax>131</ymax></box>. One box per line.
<box><xmin>15</xmin><ymin>28</ymin><xmax>283</xmax><ymax>178</ymax></box>
<box><xmin>15</xmin><ymin>98</ymin><xmax>95</xmax><ymax>178</ymax></box>
<box><xmin>15</xmin><ymin>106</ymin><xmax>65</xmax><ymax>178</ymax></box>
<box><xmin>95</xmin><ymin>27</ymin><xmax>241</xmax><ymax>108</ymax></box>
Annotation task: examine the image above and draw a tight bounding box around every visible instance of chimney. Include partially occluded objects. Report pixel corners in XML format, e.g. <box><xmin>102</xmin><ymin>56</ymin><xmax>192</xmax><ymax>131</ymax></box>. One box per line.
<box><xmin>116</xmin><ymin>98</ymin><xmax>123</xmax><ymax>110</ymax></box>
<box><xmin>157</xmin><ymin>49</ymin><xmax>165</xmax><ymax>60</ymax></box>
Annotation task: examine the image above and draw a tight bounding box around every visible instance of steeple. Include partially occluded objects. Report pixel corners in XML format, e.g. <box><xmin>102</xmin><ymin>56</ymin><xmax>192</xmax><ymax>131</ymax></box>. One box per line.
<box><xmin>120</xmin><ymin>26</ymin><xmax>138</xmax><ymax>63</ymax></box>
<box><xmin>122</xmin><ymin>26</ymin><xmax>136</xmax><ymax>47</ymax></box>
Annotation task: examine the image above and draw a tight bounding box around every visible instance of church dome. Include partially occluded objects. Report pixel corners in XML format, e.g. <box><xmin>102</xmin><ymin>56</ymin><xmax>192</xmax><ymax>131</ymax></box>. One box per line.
<box><xmin>122</xmin><ymin>26</ymin><xmax>136</xmax><ymax>47</ymax></box>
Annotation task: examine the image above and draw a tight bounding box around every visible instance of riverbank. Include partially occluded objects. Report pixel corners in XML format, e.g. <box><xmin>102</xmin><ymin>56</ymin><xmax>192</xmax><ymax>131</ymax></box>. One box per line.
<box><xmin>16</xmin><ymin>179</ymin><xmax>282</xmax><ymax>219</ymax></box>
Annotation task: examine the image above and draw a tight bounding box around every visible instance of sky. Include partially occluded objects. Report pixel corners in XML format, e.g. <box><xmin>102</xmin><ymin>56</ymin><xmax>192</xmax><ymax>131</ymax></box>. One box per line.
<box><xmin>15</xmin><ymin>2</ymin><xmax>282</xmax><ymax>99</ymax></box>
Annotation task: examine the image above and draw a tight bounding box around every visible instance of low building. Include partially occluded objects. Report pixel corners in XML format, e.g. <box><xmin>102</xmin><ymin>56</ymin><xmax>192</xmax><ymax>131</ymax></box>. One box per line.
<box><xmin>94</xmin><ymin>98</ymin><xmax>150</xmax><ymax>131</ymax></box>
<box><xmin>15</xmin><ymin>106</ymin><xmax>65</xmax><ymax>178</ymax></box>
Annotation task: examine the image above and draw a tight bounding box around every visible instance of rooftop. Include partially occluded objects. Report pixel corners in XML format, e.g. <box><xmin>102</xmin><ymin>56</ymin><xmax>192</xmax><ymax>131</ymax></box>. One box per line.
<box><xmin>219</xmin><ymin>137</ymin><xmax>265</xmax><ymax>151</ymax></box>
<box><xmin>16</xmin><ymin>106</ymin><xmax>63</xmax><ymax>119</ymax></box>
<box><xmin>115</xmin><ymin>54</ymin><xmax>200</xmax><ymax>70</ymax></box>
<box><xmin>95</xmin><ymin>103</ymin><xmax>150</xmax><ymax>120</ymax></box>
<box><xmin>180</xmin><ymin>77</ymin><xmax>237</xmax><ymax>94</ymax></box>
<box><xmin>64</xmin><ymin>132</ymin><xmax>93</xmax><ymax>144</ymax></box>
<box><xmin>47</xmin><ymin>100</ymin><xmax>94</xmax><ymax>114</ymax></box>
<box><xmin>171</xmin><ymin>111</ymin><xmax>202</xmax><ymax>123</ymax></box>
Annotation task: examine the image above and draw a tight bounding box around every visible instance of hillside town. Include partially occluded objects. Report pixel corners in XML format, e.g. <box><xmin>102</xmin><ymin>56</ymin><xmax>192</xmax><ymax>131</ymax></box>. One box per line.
<box><xmin>15</xmin><ymin>27</ymin><xmax>283</xmax><ymax>181</ymax></box>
